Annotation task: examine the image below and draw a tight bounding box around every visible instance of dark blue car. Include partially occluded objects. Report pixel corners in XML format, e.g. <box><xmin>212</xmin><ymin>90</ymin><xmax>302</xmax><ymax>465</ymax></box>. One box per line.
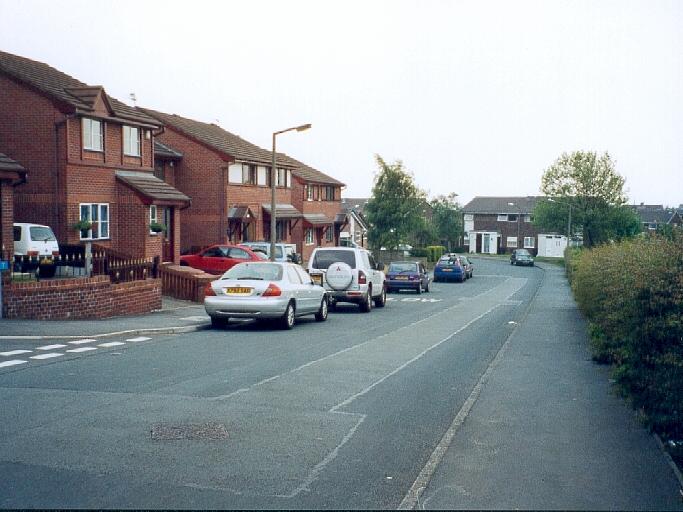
<box><xmin>433</xmin><ymin>254</ymin><xmax>466</xmax><ymax>283</ymax></box>
<box><xmin>386</xmin><ymin>261</ymin><xmax>431</xmax><ymax>294</ymax></box>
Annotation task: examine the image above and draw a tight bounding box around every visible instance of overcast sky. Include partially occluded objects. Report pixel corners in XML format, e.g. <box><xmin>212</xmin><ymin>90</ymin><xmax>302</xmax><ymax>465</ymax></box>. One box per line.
<box><xmin>2</xmin><ymin>0</ymin><xmax>681</xmax><ymax>207</ymax></box>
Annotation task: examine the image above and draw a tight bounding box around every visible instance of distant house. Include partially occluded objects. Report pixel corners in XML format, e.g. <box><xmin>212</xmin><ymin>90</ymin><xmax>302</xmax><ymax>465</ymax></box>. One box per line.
<box><xmin>0</xmin><ymin>50</ymin><xmax>190</xmax><ymax>263</ymax></box>
<box><xmin>630</xmin><ymin>204</ymin><xmax>682</xmax><ymax>231</ymax></box>
<box><xmin>340</xmin><ymin>198</ymin><xmax>370</xmax><ymax>247</ymax></box>
<box><xmin>463</xmin><ymin>196</ymin><xmax>546</xmax><ymax>255</ymax></box>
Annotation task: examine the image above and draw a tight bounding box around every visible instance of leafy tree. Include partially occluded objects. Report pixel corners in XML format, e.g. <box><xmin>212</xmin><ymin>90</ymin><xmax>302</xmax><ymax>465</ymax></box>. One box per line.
<box><xmin>365</xmin><ymin>155</ymin><xmax>427</xmax><ymax>251</ymax></box>
<box><xmin>430</xmin><ymin>193</ymin><xmax>462</xmax><ymax>250</ymax></box>
<box><xmin>536</xmin><ymin>151</ymin><xmax>635</xmax><ymax>246</ymax></box>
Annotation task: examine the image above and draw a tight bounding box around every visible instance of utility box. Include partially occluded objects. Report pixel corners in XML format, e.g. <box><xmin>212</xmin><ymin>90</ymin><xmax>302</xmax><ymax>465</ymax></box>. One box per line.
<box><xmin>537</xmin><ymin>234</ymin><xmax>567</xmax><ymax>258</ymax></box>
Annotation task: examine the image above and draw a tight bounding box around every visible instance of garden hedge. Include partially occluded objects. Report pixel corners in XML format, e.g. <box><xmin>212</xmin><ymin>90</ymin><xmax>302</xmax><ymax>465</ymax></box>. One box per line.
<box><xmin>566</xmin><ymin>235</ymin><xmax>683</xmax><ymax>441</ymax></box>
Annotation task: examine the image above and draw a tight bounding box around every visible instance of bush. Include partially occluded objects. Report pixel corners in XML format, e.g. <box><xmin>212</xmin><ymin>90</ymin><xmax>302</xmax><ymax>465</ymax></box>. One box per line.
<box><xmin>426</xmin><ymin>245</ymin><xmax>446</xmax><ymax>262</ymax></box>
<box><xmin>409</xmin><ymin>247</ymin><xmax>429</xmax><ymax>258</ymax></box>
<box><xmin>568</xmin><ymin>234</ymin><xmax>683</xmax><ymax>440</ymax></box>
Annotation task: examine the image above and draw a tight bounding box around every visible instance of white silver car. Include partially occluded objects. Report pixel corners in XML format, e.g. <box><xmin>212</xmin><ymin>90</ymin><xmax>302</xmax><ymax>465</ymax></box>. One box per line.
<box><xmin>204</xmin><ymin>261</ymin><xmax>328</xmax><ymax>329</ymax></box>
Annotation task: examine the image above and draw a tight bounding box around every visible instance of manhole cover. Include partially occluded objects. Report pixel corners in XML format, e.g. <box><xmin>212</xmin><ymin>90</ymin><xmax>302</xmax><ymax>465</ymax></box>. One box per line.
<box><xmin>151</xmin><ymin>423</ymin><xmax>229</xmax><ymax>440</ymax></box>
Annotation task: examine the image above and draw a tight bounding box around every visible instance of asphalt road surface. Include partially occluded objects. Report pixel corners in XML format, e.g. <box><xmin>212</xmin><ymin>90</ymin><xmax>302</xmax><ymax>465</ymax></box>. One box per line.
<box><xmin>0</xmin><ymin>259</ymin><xmax>659</xmax><ymax>509</ymax></box>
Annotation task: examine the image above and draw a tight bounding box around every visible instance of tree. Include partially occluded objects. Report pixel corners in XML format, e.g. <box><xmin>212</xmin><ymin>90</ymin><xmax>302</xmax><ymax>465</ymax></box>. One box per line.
<box><xmin>536</xmin><ymin>151</ymin><xmax>635</xmax><ymax>246</ymax></box>
<box><xmin>365</xmin><ymin>155</ymin><xmax>427</xmax><ymax>251</ymax></box>
<box><xmin>430</xmin><ymin>193</ymin><xmax>462</xmax><ymax>250</ymax></box>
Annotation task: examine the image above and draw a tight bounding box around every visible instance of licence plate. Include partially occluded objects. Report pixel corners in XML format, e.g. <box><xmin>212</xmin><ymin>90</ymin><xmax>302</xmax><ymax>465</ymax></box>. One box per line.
<box><xmin>225</xmin><ymin>287</ymin><xmax>251</xmax><ymax>295</ymax></box>
<box><xmin>395</xmin><ymin>276</ymin><xmax>408</xmax><ymax>280</ymax></box>
<box><xmin>311</xmin><ymin>274</ymin><xmax>322</xmax><ymax>285</ymax></box>
<box><xmin>443</xmin><ymin>268</ymin><xmax>452</xmax><ymax>272</ymax></box>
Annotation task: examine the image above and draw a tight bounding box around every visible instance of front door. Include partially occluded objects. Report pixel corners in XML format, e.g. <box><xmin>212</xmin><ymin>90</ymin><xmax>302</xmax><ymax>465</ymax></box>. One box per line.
<box><xmin>483</xmin><ymin>234</ymin><xmax>491</xmax><ymax>253</ymax></box>
<box><xmin>162</xmin><ymin>207</ymin><xmax>174</xmax><ymax>262</ymax></box>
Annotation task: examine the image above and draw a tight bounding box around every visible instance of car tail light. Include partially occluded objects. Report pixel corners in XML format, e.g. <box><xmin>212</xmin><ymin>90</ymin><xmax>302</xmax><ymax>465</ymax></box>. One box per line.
<box><xmin>28</xmin><ymin>251</ymin><xmax>39</xmax><ymax>257</ymax></box>
<box><xmin>52</xmin><ymin>251</ymin><xmax>60</xmax><ymax>256</ymax></box>
<box><xmin>204</xmin><ymin>282</ymin><xmax>216</xmax><ymax>297</ymax></box>
<box><xmin>357</xmin><ymin>270</ymin><xmax>367</xmax><ymax>284</ymax></box>
<box><xmin>262</xmin><ymin>283</ymin><xmax>282</xmax><ymax>297</ymax></box>
<box><xmin>409</xmin><ymin>275</ymin><xmax>417</xmax><ymax>280</ymax></box>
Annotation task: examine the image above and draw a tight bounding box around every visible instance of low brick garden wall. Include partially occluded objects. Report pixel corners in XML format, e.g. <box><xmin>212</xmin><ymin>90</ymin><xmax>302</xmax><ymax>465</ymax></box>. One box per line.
<box><xmin>2</xmin><ymin>275</ymin><xmax>161</xmax><ymax>320</ymax></box>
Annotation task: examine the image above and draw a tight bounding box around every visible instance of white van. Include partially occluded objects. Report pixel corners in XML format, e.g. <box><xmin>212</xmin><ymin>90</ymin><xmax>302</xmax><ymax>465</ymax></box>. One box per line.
<box><xmin>13</xmin><ymin>222</ymin><xmax>60</xmax><ymax>277</ymax></box>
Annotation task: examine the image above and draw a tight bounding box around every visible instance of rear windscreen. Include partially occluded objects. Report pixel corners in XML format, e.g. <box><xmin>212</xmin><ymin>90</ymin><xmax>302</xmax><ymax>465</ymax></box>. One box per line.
<box><xmin>29</xmin><ymin>226</ymin><xmax>57</xmax><ymax>241</ymax></box>
<box><xmin>311</xmin><ymin>250</ymin><xmax>356</xmax><ymax>269</ymax></box>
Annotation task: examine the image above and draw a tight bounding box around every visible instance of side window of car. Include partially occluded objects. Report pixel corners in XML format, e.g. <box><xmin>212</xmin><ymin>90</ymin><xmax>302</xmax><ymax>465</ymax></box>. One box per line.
<box><xmin>361</xmin><ymin>252</ymin><xmax>371</xmax><ymax>270</ymax></box>
<box><xmin>202</xmin><ymin>247</ymin><xmax>222</xmax><ymax>257</ymax></box>
<box><xmin>367</xmin><ymin>253</ymin><xmax>377</xmax><ymax>270</ymax></box>
<box><xmin>229</xmin><ymin>248</ymin><xmax>250</xmax><ymax>259</ymax></box>
<box><xmin>287</xmin><ymin>266</ymin><xmax>302</xmax><ymax>284</ymax></box>
<box><xmin>13</xmin><ymin>226</ymin><xmax>21</xmax><ymax>242</ymax></box>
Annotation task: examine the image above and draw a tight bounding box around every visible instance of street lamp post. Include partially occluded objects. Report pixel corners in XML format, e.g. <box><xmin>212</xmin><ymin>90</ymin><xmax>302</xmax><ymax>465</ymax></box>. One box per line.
<box><xmin>270</xmin><ymin>123</ymin><xmax>311</xmax><ymax>261</ymax></box>
<box><xmin>548</xmin><ymin>198</ymin><xmax>573</xmax><ymax>243</ymax></box>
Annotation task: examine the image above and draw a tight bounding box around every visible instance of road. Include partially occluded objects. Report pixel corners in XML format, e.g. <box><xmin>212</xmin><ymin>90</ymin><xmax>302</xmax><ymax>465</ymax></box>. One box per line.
<box><xmin>0</xmin><ymin>260</ymin><xmax>587</xmax><ymax>508</ymax></box>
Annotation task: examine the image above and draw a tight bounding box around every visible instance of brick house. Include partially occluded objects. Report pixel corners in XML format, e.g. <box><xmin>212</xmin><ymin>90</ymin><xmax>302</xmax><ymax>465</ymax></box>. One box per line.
<box><xmin>0</xmin><ymin>152</ymin><xmax>28</xmax><ymax>257</ymax></box>
<box><xmin>340</xmin><ymin>197</ymin><xmax>369</xmax><ymax>247</ymax></box>
<box><xmin>463</xmin><ymin>196</ymin><xmax>544</xmax><ymax>255</ymax></box>
<box><xmin>142</xmin><ymin>109</ymin><xmax>346</xmax><ymax>261</ymax></box>
<box><xmin>630</xmin><ymin>204</ymin><xmax>682</xmax><ymax>232</ymax></box>
<box><xmin>277</xmin><ymin>153</ymin><xmax>346</xmax><ymax>262</ymax></box>
<box><xmin>0</xmin><ymin>51</ymin><xmax>190</xmax><ymax>263</ymax></box>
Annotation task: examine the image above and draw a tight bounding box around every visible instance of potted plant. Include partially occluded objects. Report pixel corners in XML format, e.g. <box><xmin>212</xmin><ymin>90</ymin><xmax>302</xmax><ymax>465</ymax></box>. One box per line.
<box><xmin>149</xmin><ymin>222</ymin><xmax>166</xmax><ymax>234</ymax></box>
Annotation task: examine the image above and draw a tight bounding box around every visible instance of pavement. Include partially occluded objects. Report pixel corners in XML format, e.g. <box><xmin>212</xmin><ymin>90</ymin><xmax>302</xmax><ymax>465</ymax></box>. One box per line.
<box><xmin>407</xmin><ymin>263</ymin><xmax>683</xmax><ymax>510</ymax></box>
<box><xmin>0</xmin><ymin>297</ymin><xmax>211</xmax><ymax>339</ymax></box>
<box><xmin>2</xmin><ymin>264</ymin><xmax>682</xmax><ymax>509</ymax></box>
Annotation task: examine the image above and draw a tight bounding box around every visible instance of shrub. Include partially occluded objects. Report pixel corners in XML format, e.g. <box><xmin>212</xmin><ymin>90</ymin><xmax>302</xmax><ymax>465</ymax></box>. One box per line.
<box><xmin>409</xmin><ymin>247</ymin><xmax>429</xmax><ymax>258</ymax></box>
<box><xmin>426</xmin><ymin>245</ymin><xmax>446</xmax><ymax>262</ymax></box>
<box><xmin>569</xmin><ymin>234</ymin><xmax>683</xmax><ymax>440</ymax></box>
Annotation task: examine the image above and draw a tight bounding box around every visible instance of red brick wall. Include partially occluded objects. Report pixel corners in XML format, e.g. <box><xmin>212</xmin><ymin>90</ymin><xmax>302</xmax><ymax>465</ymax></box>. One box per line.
<box><xmin>1</xmin><ymin>181</ymin><xmax>14</xmax><ymax>256</ymax></box>
<box><xmin>471</xmin><ymin>213</ymin><xmax>540</xmax><ymax>253</ymax></box>
<box><xmin>2</xmin><ymin>275</ymin><xmax>161</xmax><ymax>319</ymax></box>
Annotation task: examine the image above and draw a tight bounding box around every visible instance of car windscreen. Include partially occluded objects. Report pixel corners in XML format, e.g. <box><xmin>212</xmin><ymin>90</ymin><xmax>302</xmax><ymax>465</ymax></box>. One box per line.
<box><xmin>516</xmin><ymin>250</ymin><xmax>531</xmax><ymax>256</ymax></box>
<box><xmin>311</xmin><ymin>250</ymin><xmax>356</xmax><ymax>270</ymax></box>
<box><xmin>29</xmin><ymin>226</ymin><xmax>57</xmax><ymax>241</ymax></box>
<box><xmin>388</xmin><ymin>262</ymin><xmax>417</xmax><ymax>272</ymax></box>
<box><xmin>223</xmin><ymin>262</ymin><xmax>283</xmax><ymax>281</ymax></box>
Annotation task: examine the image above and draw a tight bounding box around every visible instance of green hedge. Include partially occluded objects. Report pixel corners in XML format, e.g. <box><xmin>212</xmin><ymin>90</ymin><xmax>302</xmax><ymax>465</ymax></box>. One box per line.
<box><xmin>426</xmin><ymin>245</ymin><xmax>446</xmax><ymax>262</ymax></box>
<box><xmin>566</xmin><ymin>235</ymin><xmax>683</xmax><ymax>440</ymax></box>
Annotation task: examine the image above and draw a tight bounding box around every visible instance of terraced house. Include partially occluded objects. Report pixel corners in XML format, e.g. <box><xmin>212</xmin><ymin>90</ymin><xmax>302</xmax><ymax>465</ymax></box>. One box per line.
<box><xmin>0</xmin><ymin>50</ymin><xmax>190</xmax><ymax>263</ymax></box>
<box><xmin>142</xmin><ymin>109</ymin><xmax>346</xmax><ymax>260</ymax></box>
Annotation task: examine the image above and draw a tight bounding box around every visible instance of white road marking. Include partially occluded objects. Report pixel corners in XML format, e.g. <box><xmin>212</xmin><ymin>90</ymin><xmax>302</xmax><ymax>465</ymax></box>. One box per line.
<box><xmin>36</xmin><ymin>344</ymin><xmax>67</xmax><ymax>350</ymax></box>
<box><xmin>0</xmin><ymin>359</ymin><xmax>27</xmax><ymax>368</ymax></box>
<box><xmin>30</xmin><ymin>353</ymin><xmax>63</xmax><ymax>360</ymax></box>
<box><xmin>0</xmin><ymin>350</ymin><xmax>32</xmax><ymax>357</ymax></box>
<box><xmin>68</xmin><ymin>339</ymin><xmax>97</xmax><ymax>345</ymax></box>
<box><xmin>66</xmin><ymin>347</ymin><xmax>98</xmax><ymax>353</ymax></box>
<box><xmin>98</xmin><ymin>342</ymin><xmax>125</xmax><ymax>348</ymax></box>
<box><xmin>386</xmin><ymin>297</ymin><xmax>442</xmax><ymax>303</ymax></box>
<box><xmin>126</xmin><ymin>336</ymin><xmax>151</xmax><ymax>342</ymax></box>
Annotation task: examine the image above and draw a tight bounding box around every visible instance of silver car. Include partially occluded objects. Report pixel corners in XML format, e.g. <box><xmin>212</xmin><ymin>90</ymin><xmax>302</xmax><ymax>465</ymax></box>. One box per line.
<box><xmin>204</xmin><ymin>261</ymin><xmax>328</xmax><ymax>329</ymax></box>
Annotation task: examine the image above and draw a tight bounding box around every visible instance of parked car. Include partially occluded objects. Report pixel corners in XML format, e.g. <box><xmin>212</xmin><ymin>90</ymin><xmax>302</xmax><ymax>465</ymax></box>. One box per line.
<box><xmin>180</xmin><ymin>244</ymin><xmax>263</xmax><ymax>274</ymax></box>
<box><xmin>13</xmin><ymin>222</ymin><xmax>60</xmax><ymax>277</ymax></box>
<box><xmin>238</xmin><ymin>241</ymin><xmax>300</xmax><ymax>263</ymax></box>
<box><xmin>511</xmin><ymin>248</ymin><xmax>535</xmax><ymax>266</ymax></box>
<box><xmin>433</xmin><ymin>253</ymin><xmax>467</xmax><ymax>283</ymax></box>
<box><xmin>308</xmin><ymin>246</ymin><xmax>386</xmax><ymax>312</ymax></box>
<box><xmin>204</xmin><ymin>261</ymin><xmax>328</xmax><ymax>329</ymax></box>
<box><xmin>459</xmin><ymin>254</ymin><xmax>474</xmax><ymax>279</ymax></box>
<box><xmin>386</xmin><ymin>261</ymin><xmax>431</xmax><ymax>294</ymax></box>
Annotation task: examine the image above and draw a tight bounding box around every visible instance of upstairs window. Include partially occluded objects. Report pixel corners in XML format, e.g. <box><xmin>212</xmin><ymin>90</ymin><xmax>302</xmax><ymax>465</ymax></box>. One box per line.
<box><xmin>123</xmin><ymin>126</ymin><xmax>141</xmax><ymax>156</ymax></box>
<box><xmin>242</xmin><ymin>164</ymin><xmax>257</xmax><ymax>185</ymax></box>
<box><xmin>306</xmin><ymin>184</ymin><xmax>314</xmax><ymax>201</ymax></box>
<box><xmin>324</xmin><ymin>186</ymin><xmax>335</xmax><ymax>201</ymax></box>
<box><xmin>276</xmin><ymin>168</ymin><xmax>290</xmax><ymax>188</ymax></box>
<box><xmin>82</xmin><ymin>118</ymin><xmax>103</xmax><ymax>151</ymax></box>
<box><xmin>497</xmin><ymin>214</ymin><xmax>508</xmax><ymax>222</ymax></box>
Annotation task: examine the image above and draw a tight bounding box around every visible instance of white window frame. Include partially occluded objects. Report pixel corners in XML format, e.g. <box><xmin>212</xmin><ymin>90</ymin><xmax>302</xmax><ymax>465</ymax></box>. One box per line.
<box><xmin>497</xmin><ymin>214</ymin><xmax>508</xmax><ymax>222</ymax></box>
<box><xmin>506</xmin><ymin>236</ymin><xmax>518</xmax><ymax>248</ymax></box>
<box><xmin>82</xmin><ymin>118</ymin><xmax>103</xmax><ymax>151</ymax></box>
<box><xmin>524</xmin><ymin>237</ymin><xmax>535</xmax><ymax>248</ymax></box>
<box><xmin>149</xmin><ymin>205</ymin><xmax>158</xmax><ymax>235</ymax></box>
<box><xmin>464</xmin><ymin>214</ymin><xmax>474</xmax><ymax>221</ymax></box>
<box><xmin>79</xmin><ymin>203</ymin><xmax>109</xmax><ymax>240</ymax></box>
<box><xmin>306</xmin><ymin>184</ymin><xmax>314</xmax><ymax>201</ymax></box>
<box><xmin>305</xmin><ymin>228</ymin><xmax>314</xmax><ymax>245</ymax></box>
<box><xmin>508</xmin><ymin>214</ymin><xmax>518</xmax><ymax>222</ymax></box>
<box><xmin>123</xmin><ymin>125</ymin><xmax>141</xmax><ymax>156</ymax></box>
<box><xmin>325</xmin><ymin>227</ymin><xmax>334</xmax><ymax>242</ymax></box>
<box><xmin>524</xmin><ymin>214</ymin><xmax>532</xmax><ymax>223</ymax></box>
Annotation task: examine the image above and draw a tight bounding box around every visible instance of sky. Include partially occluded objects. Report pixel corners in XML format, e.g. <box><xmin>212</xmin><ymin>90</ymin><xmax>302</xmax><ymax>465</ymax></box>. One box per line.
<box><xmin>1</xmin><ymin>0</ymin><xmax>681</xmax><ymax>207</ymax></box>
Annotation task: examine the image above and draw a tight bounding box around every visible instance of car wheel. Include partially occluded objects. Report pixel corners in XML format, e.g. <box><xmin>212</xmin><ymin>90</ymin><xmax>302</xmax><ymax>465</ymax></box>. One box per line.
<box><xmin>425</xmin><ymin>280</ymin><xmax>430</xmax><ymax>292</ymax></box>
<box><xmin>417</xmin><ymin>282</ymin><xmax>423</xmax><ymax>294</ymax></box>
<box><xmin>315</xmin><ymin>297</ymin><xmax>328</xmax><ymax>321</ymax></box>
<box><xmin>360</xmin><ymin>287</ymin><xmax>372</xmax><ymax>313</ymax></box>
<box><xmin>210</xmin><ymin>316</ymin><xmax>227</xmax><ymax>328</ymax></box>
<box><xmin>374</xmin><ymin>287</ymin><xmax>386</xmax><ymax>308</ymax></box>
<box><xmin>280</xmin><ymin>301</ymin><xmax>295</xmax><ymax>329</ymax></box>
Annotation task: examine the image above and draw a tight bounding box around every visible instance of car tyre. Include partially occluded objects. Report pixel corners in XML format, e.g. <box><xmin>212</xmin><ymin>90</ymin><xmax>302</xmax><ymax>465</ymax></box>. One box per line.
<box><xmin>374</xmin><ymin>287</ymin><xmax>386</xmax><ymax>308</ymax></box>
<box><xmin>425</xmin><ymin>280</ymin><xmax>430</xmax><ymax>292</ymax></box>
<box><xmin>360</xmin><ymin>287</ymin><xmax>372</xmax><ymax>313</ymax></box>
<box><xmin>417</xmin><ymin>282</ymin><xmax>423</xmax><ymax>294</ymax></box>
<box><xmin>280</xmin><ymin>301</ymin><xmax>296</xmax><ymax>329</ymax></box>
<box><xmin>315</xmin><ymin>297</ymin><xmax>328</xmax><ymax>322</ymax></box>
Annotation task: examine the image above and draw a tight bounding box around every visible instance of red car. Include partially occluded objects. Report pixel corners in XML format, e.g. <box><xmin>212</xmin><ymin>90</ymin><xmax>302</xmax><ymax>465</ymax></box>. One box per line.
<box><xmin>179</xmin><ymin>244</ymin><xmax>264</xmax><ymax>274</ymax></box>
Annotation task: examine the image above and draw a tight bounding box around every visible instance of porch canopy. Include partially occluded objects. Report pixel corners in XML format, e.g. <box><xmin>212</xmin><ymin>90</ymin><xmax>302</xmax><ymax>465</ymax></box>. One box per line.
<box><xmin>115</xmin><ymin>170</ymin><xmax>191</xmax><ymax>207</ymax></box>
<box><xmin>228</xmin><ymin>205</ymin><xmax>257</xmax><ymax>223</ymax></box>
<box><xmin>0</xmin><ymin>152</ymin><xmax>27</xmax><ymax>184</ymax></box>
<box><xmin>303</xmin><ymin>213</ymin><xmax>333</xmax><ymax>226</ymax></box>
<box><xmin>334</xmin><ymin>212</ymin><xmax>349</xmax><ymax>226</ymax></box>
<box><xmin>261</xmin><ymin>203</ymin><xmax>302</xmax><ymax>219</ymax></box>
